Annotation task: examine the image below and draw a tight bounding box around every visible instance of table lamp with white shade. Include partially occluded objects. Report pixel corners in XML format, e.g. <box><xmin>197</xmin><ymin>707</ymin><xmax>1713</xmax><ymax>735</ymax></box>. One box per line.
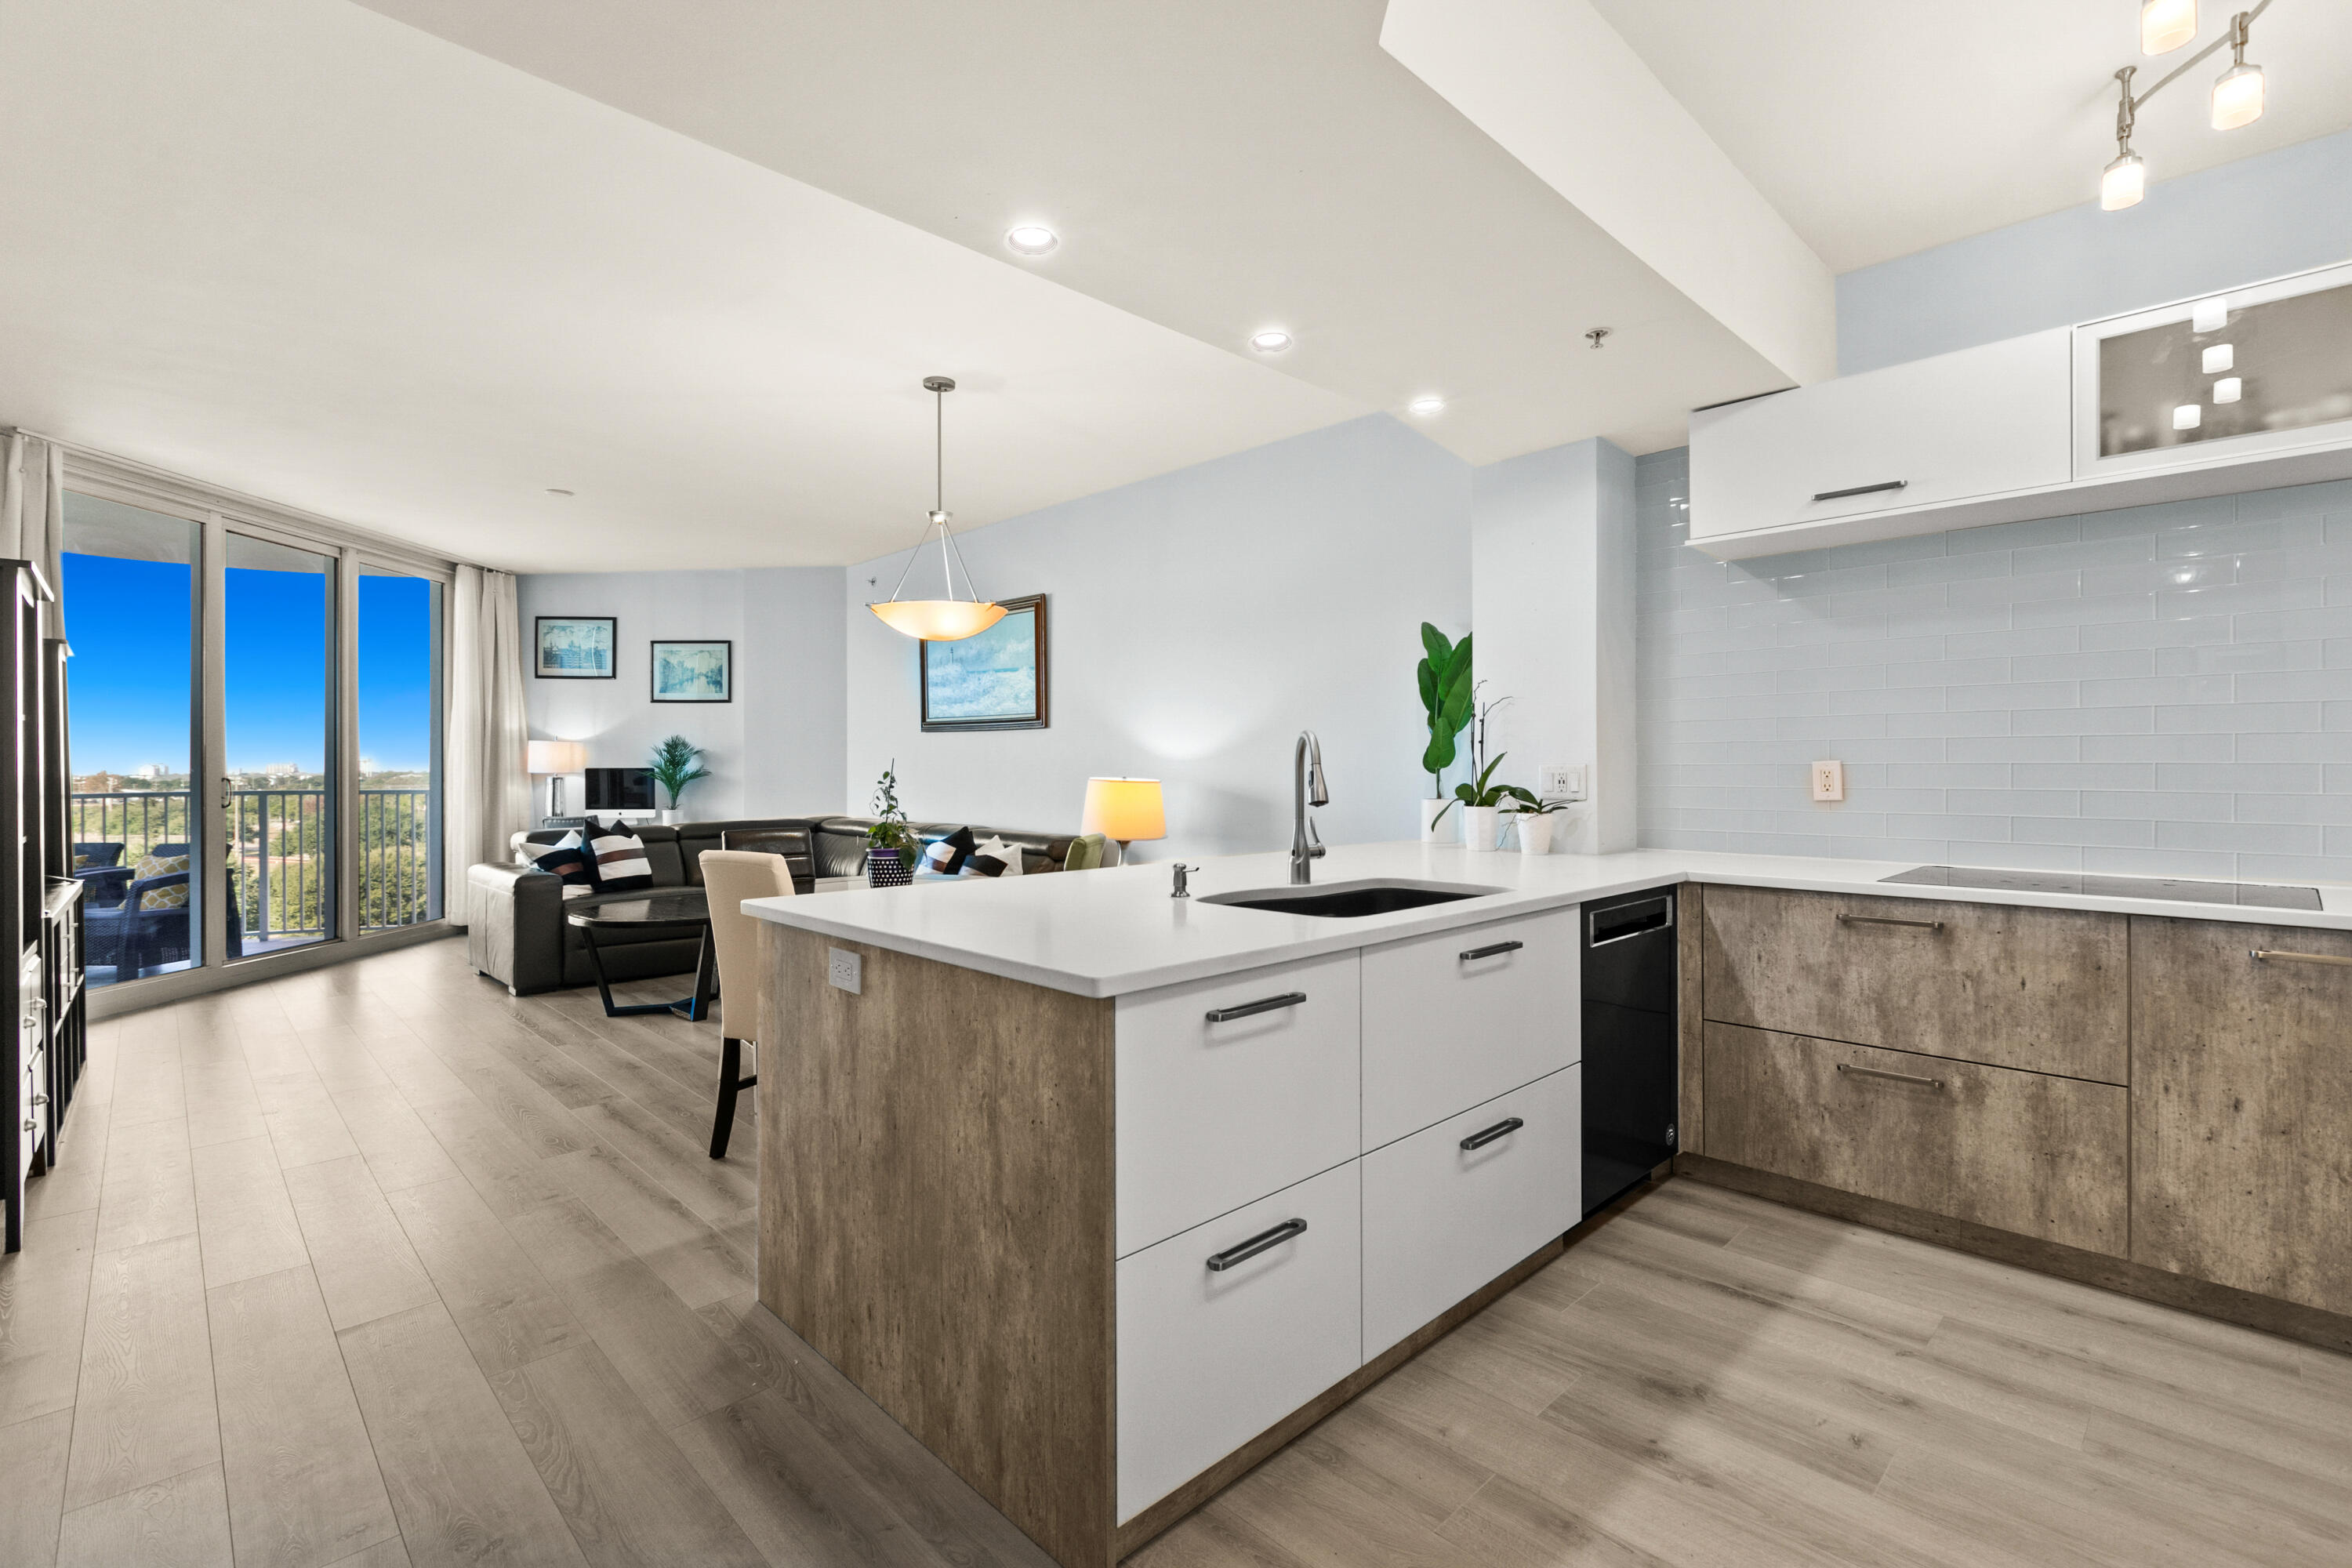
<box><xmin>1080</xmin><ymin>777</ymin><xmax>1165</xmax><ymax>866</ymax></box>
<box><xmin>528</xmin><ymin>739</ymin><xmax>587</xmax><ymax>821</ymax></box>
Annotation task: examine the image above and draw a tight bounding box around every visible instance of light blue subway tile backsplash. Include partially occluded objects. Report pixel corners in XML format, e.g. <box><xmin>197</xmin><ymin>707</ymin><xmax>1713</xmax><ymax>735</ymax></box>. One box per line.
<box><xmin>1634</xmin><ymin>452</ymin><xmax>2352</xmax><ymax>885</ymax></box>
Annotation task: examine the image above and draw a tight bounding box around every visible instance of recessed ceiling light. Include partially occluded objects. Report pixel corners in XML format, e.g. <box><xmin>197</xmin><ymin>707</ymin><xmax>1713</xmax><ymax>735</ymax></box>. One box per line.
<box><xmin>545</xmin><ymin>488</ymin><xmax>574</xmax><ymax>496</ymax></box>
<box><xmin>1004</xmin><ymin>223</ymin><xmax>1059</xmax><ymax>256</ymax></box>
<box><xmin>1407</xmin><ymin>395</ymin><xmax>1446</xmax><ymax>416</ymax></box>
<box><xmin>1249</xmin><ymin>329</ymin><xmax>1294</xmax><ymax>354</ymax></box>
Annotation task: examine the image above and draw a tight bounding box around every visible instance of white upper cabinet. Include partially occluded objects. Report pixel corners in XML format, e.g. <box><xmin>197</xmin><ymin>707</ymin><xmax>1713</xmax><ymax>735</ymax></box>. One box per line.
<box><xmin>1689</xmin><ymin>261</ymin><xmax>2352</xmax><ymax>561</ymax></box>
<box><xmin>1689</xmin><ymin>328</ymin><xmax>2073</xmax><ymax>552</ymax></box>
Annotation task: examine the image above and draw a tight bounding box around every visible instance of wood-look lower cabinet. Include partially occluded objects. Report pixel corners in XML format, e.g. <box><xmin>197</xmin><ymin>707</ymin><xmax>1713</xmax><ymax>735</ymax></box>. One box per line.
<box><xmin>2130</xmin><ymin>916</ymin><xmax>2352</xmax><ymax>1315</ymax></box>
<box><xmin>1702</xmin><ymin>884</ymin><xmax>2129</xmax><ymax>1083</ymax></box>
<box><xmin>1704</xmin><ymin>1022</ymin><xmax>2129</xmax><ymax>1255</ymax></box>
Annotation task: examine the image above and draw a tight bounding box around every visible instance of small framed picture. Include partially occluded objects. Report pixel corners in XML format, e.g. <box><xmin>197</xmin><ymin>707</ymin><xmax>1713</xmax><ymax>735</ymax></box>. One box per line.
<box><xmin>921</xmin><ymin>594</ymin><xmax>1047</xmax><ymax>731</ymax></box>
<box><xmin>652</xmin><ymin>639</ymin><xmax>732</xmax><ymax>702</ymax></box>
<box><xmin>535</xmin><ymin>617</ymin><xmax>615</xmax><ymax>679</ymax></box>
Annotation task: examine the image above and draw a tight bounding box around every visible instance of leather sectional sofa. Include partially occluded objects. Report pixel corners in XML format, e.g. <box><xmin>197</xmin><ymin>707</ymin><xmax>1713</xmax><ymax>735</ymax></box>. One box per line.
<box><xmin>466</xmin><ymin>815</ymin><xmax>1082</xmax><ymax>996</ymax></box>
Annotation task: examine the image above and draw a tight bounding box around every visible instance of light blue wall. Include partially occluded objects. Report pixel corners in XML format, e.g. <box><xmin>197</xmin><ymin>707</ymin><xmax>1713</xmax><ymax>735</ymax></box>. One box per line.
<box><xmin>844</xmin><ymin>415</ymin><xmax>1473</xmax><ymax>861</ymax></box>
<box><xmin>1838</xmin><ymin>128</ymin><xmax>2352</xmax><ymax>375</ymax></box>
<box><xmin>1636</xmin><ymin>448</ymin><xmax>2352</xmax><ymax>884</ymax></box>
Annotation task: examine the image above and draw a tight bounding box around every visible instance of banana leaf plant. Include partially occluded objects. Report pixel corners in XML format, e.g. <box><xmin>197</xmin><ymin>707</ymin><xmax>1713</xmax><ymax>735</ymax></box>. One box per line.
<box><xmin>1416</xmin><ymin>623</ymin><xmax>1474</xmax><ymax>795</ymax></box>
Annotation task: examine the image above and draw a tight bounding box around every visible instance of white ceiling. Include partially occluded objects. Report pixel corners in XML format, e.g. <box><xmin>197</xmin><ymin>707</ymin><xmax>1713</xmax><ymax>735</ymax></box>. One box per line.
<box><xmin>2</xmin><ymin>0</ymin><xmax>2343</xmax><ymax>572</ymax></box>
<box><xmin>0</xmin><ymin>0</ymin><xmax>1360</xmax><ymax>571</ymax></box>
<box><xmin>1588</xmin><ymin>0</ymin><xmax>2352</xmax><ymax>273</ymax></box>
<box><xmin>347</xmin><ymin>0</ymin><xmax>1798</xmax><ymax>466</ymax></box>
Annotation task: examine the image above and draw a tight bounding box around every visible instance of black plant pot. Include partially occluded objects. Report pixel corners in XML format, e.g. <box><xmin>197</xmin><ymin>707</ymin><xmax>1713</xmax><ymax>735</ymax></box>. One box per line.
<box><xmin>867</xmin><ymin>848</ymin><xmax>911</xmax><ymax>888</ymax></box>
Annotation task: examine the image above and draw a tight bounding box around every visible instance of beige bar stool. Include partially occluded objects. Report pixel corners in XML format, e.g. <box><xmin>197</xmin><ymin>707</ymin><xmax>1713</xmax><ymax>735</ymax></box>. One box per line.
<box><xmin>696</xmin><ymin>850</ymin><xmax>793</xmax><ymax>1159</ymax></box>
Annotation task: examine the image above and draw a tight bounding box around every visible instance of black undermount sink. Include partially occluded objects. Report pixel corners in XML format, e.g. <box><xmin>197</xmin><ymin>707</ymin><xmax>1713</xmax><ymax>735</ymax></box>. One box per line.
<box><xmin>1200</xmin><ymin>879</ymin><xmax>1505</xmax><ymax>918</ymax></box>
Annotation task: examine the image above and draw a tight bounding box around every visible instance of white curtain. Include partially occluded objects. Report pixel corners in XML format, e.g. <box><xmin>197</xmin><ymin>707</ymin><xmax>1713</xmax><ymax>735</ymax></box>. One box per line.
<box><xmin>443</xmin><ymin>564</ymin><xmax>530</xmax><ymax>926</ymax></box>
<box><xmin>1</xmin><ymin>433</ymin><xmax>66</xmax><ymax>640</ymax></box>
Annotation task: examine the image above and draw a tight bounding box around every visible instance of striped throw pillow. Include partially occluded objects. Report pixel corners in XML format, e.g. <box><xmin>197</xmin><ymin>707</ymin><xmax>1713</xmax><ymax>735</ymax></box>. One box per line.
<box><xmin>582</xmin><ymin>819</ymin><xmax>655</xmax><ymax>892</ymax></box>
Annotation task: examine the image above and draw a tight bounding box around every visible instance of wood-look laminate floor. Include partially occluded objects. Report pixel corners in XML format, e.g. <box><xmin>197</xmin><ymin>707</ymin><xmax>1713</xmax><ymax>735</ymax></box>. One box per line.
<box><xmin>3</xmin><ymin>937</ymin><xmax>2347</xmax><ymax>1567</ymax></box>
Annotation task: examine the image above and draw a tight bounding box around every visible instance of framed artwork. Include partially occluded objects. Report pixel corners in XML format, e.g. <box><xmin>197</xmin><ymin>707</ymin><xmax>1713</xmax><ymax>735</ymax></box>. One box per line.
<box><xmin>535</xmin><ymin>616</ymin><xmax>615</xmax><ymax>679</ymax></box>
<box><xmin>921</xmin><ymin>593</ymin><xmax>1048</xmax><ymax>731</ymax></box>
<box><xmin>651</xmin><ymin>639</ymin><xmax>732</xmax><ymax>703</ymax></box>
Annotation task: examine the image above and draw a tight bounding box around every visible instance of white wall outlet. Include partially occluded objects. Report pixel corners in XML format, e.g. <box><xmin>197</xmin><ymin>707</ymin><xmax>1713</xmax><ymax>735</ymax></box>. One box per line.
<box><xmin>1541</xmin><ymin>764</ymin><xmax>1588</xmax><ymax>800</ymax></box>
<box><xmin>827</xmin><ymin>948</ymin><xmax>862</xmax><ymax>995</ymax></box>
<box><xmin>1809</xmin><ymin>760</ymin><xmax>1846</xmax><ymax>803</ymax></box>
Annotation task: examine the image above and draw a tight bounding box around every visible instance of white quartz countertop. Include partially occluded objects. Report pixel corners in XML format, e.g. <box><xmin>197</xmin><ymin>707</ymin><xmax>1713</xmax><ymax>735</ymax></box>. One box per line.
<box><xmin>742</xmin><ymin>841</ymin><xmax>2352</xmax><ymax>999</ymax></box>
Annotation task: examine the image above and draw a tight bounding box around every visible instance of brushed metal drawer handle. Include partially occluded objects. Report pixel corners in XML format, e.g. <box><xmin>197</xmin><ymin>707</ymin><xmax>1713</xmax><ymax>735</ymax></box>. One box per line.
<box><xmin>1460</xmin><ymin>1116</ymin><xmax>1525</xmax><ymax>1151</ymax></box>
<box><xmin>1206</xmin><ymin>1218</ymin><xmax>1307</xmax><ymax>1272</ymax></box>
<box><xmin>1813</xmin><ymin>480</ymin><xmax>1907</xmax><ymax>503</ymax></box>
<box><xmin>1203</xmin><ymin>992</ymin><xmax>1307</xmax><ymax>1023</ymax></box>
<box><xmin>2250</xmin><ymin>949</ymin><xmax>2352</xmax><ymax>968</ymax></box>
<box><xmin>1837</xmin><ymin>1063</ymin><xmax>1945</xmax><ymax>1091</ymax></box>
<box><xmin>1460</xmin><ymin>940</ymin><xmax>1525</xmax><ymax>962</ymax></box>
<box><xmin>1836</xmin><ymin>913</ymin><xmax>1944</xmax><ymax>931</ymax></box>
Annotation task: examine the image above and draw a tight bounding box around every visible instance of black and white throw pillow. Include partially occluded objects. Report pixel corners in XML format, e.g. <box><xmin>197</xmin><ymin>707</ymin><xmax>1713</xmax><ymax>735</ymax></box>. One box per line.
<box><xmin>582</xmin><ymin>818</ymin><xmax>655</xmax><ymax>892</ymax></box>
<box><xmin>517</xmin><ymin>831</ymin><xmax>595</xmax><ymax>893</ymax></box>
<box><xmin>922</xmin><ymin>825</ymin><xmax>978</xmax><ymax>877</ymax></box>
<box><xmin>967</xmin><ymin>835</ymin><xmax>1024</xmax><ymax>877</ymax></box>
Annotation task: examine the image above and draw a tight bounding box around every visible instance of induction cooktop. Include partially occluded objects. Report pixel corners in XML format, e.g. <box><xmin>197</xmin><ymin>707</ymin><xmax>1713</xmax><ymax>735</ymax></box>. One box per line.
<box><xmin>1882</xmin><ymin>865</ymin><xmax>2323</xmax><ymax>911</ymax></box>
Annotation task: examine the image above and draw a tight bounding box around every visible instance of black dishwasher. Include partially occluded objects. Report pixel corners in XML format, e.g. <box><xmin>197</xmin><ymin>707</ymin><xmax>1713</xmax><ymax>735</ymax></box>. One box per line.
<box><xmin>1581</xmin><ymin>886</ymin><xmax>1679</xmax><ymax>1217</ymax></box>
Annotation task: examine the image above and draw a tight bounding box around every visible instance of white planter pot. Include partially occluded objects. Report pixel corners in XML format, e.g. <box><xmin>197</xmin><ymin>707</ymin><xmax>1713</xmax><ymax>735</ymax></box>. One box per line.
<box><xmin>1419</xmin><ymin>798</ymin><xmax>1451</xmax><ymax>841</ymax></box>
<box><xmin>1460</xmin><ymin>804</ymin><xmax>1500</xmax><ymax>852</ymax></box>
<box><xmin>658</xmin><ymin>808</ymin><xmax>681</xmax><ymax>826</ymax></box>
<box><xmin>1514</xmin><ymin>814</ymin><xmax>1552</xmax><ymax>855</ymax></box>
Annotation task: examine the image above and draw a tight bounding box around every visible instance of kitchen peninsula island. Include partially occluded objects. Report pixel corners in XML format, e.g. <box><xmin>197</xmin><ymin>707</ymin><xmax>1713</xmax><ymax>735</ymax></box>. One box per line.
<box><xmin>744</xmin><ymin>841</ymin><xmax>2352</xmax><ymax>1568</ymax></box>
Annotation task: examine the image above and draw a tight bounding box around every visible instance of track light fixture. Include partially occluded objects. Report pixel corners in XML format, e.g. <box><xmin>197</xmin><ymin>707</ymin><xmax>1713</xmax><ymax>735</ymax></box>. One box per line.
<box><xmin>2096</xmin><ymin>1</ymin><xmax>2276</xmax><ymax>212</ymax></box>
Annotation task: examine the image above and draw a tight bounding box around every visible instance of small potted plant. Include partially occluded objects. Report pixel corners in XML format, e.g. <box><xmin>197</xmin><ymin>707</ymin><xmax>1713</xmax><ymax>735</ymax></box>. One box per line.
<box><xmin>1507</xmin><ymin>796</ymin><xmax>1569</xmax><ymax>855</ymax></box>
<box><xmin>1433</xmin><ymin>753</ymin><xmax>1544</xmax><ymax>852</ymax></box>
<box><xmin>865</xmin><ymin>762</ymin><xmax>917</xmax><ymax>887</ymax></box>
<box><xmin>1415</xmin><ymin>623</ymin><xmax>1473</xmax><ymax>840</ymax></box>
<box><xmin>648</xmin><ymin>735</ymin><xmax>710</xmax><ymax>825</ymax></box>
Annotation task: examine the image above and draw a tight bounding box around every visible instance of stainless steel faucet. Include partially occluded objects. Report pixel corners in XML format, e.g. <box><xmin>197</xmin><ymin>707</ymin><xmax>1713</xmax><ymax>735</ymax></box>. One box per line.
<box><xmin>1290</xmin><ymin>731</ymin><xmax>1329</xmax><ymax>884</ymax></box>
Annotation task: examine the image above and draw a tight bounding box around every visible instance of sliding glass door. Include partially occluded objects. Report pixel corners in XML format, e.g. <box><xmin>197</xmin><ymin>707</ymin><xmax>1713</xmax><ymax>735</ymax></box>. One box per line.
<box><xmin>60</xmin><ymin>495</ymin><xmax>202</xmax><ymax>989</ymax></box>
<box><xmin>224</xmin><ymin>533</ymin><xmax>337</xmax><ymax>956</ymax></box>
<box><xmin>56</xmin><ymin>481</ymin><xmax>448</xmax><ymax>998</ymax></box>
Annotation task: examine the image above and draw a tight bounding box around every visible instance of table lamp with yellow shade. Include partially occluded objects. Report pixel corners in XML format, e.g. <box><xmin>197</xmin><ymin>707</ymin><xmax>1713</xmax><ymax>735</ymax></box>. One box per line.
<box><xmin>1080</xmin><ymin>777</ymin><xmax>1165</xmax><ymax>866</ymax></box>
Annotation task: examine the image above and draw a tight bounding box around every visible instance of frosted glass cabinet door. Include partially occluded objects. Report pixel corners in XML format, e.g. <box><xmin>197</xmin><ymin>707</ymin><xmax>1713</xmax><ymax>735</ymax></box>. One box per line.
<box><xmin>2078</xmin><ymin>260</ymin><xmax>2352</xmax><ymax>478</ymax></box>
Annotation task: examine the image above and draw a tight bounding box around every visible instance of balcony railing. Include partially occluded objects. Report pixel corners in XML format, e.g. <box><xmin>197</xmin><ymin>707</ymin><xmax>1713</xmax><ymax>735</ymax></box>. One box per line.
<box><xmin>68</xmin><ymin>788</ymin><xmax>437</xmax><ymax>949</ymax></box>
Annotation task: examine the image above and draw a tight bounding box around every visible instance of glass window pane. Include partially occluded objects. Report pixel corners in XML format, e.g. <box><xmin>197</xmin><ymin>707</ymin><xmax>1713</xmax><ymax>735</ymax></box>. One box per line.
<box><xmin>358</xmin><ymin>568</ymin><xmax>442</xmax><ymax>928</ymax></box>
<box><xmin>227</xmin><ymin>533</ymin><xmax>335</xmax><ymax>955</ymax></box>
<box><xmin>2099</xmin><ymin>281</ymin><xmax>2352</xmax><ymax>456</ymax></box>
<box><xmin>61</xmin><ymin>494</ymin><xmax>201</xmax><ymax>987</ymax></box>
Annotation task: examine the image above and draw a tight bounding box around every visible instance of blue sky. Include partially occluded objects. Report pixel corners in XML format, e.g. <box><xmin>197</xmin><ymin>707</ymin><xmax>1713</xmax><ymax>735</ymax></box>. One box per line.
<box><xmin>63</xmin><ymin>553</ymin><xmax>434</xmax><ymax>775</ymax></box>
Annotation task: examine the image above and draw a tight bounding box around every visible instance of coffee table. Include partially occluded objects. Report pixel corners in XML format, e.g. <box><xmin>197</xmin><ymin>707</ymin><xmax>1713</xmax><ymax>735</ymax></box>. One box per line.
<box><xmin>565</xmin><ymin>891</ymin><xmax>715</xmax><ymax>1020</ymax></box>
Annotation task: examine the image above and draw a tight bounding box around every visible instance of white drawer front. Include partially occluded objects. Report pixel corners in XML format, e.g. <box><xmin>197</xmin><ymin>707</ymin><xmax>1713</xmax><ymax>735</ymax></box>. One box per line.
<box><xmin>1116</xmin><ymin>1160</ymin><xmax>1361</xmax><ymax>1523</ymax></box>
<box><xmin>1361</xmin><ymin>907</ymin><xmax>1577</xmax><ymax>1150</ymax></box>
<box><xmin>1362</xmin><ymin>1065</ymin><xmax>1581</xmax><ymax>1360</ymax></box>
<box><xmin>1116</xmin><ymin>951</ymin><xmax>1360</xmax><ymax>1257</ymax></box>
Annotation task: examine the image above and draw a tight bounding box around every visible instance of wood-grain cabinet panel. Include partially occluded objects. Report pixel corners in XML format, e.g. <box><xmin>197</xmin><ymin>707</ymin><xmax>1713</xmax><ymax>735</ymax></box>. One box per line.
<box><xmin>1704</xmin><ymin>1022</ymin><xmax>2128</xmax><ymax>1255</ymax></box>
<box><xmin>2130</xmin><ymin>916</ymin><xmax>2352</xmax><ymax>1316</ymax></box>
<box><xmin>1700</xmin><ymin>884</ymin><xmax>2129</xmax><ymax>1083</ymax></box>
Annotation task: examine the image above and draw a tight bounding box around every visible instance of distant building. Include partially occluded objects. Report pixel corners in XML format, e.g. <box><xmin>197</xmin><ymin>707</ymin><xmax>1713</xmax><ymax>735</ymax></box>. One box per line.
<box><xmin>136</xmin><ymin>762</ymin><xmax>166</xmax><ymax>779</ymax></box>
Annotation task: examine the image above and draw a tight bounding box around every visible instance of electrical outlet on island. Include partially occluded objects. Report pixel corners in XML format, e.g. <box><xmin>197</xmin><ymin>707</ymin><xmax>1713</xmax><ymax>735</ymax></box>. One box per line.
<box><xmin>1809</xmin><ymin>760</ymin><xmax>1846</xmax><ymax>803</ymax></box>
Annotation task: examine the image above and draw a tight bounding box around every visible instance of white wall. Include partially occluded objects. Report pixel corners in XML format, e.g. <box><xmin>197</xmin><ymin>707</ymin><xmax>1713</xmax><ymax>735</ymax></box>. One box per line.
<box><xmin>843</xmin><ymin>416</ymin><xmax>1473</xmax><ymax>861</ymax></box>
<box><xmin>1838</xmin><ymin>127</ymin><xmax>2352</xmax><ymax>375</ymax></box>
<box><xmin>518</xmin><ymin>567</ymin><xmax>844</xmax><ymax>822</ymax></box>
<box><xmin>1472</xmin><ymin>437</ymin><xmax>1637</xmax><ymax>853</ymax></box>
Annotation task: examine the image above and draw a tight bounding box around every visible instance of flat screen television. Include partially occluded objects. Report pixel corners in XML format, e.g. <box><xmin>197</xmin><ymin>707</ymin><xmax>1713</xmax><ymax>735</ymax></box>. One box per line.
<box><xmin>583</xmin><ymin>766</ymin><xmax>655</xmax><ymax>811</ymax></box>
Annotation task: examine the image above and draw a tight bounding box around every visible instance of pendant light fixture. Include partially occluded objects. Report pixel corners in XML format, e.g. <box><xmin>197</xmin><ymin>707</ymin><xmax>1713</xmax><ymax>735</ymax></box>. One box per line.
<box><xmin>2097</xmin><ymin>1</ymin><xmax>2279</xmax><ymax>210</ymax></box>
<box><xmin>2209</xmin><ymin>10</ymin><xmax>2264</xmax><ymax>129</ymax></box>
<box><xmin>868</xmin><ymin>376</ymin><xmax>1006</xmax><ymax>643</ymax></box>
<box><xmin>2141</xmin><ymin>0</ymin><xmax>2198</xmax><ymax>55</ymax></box>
